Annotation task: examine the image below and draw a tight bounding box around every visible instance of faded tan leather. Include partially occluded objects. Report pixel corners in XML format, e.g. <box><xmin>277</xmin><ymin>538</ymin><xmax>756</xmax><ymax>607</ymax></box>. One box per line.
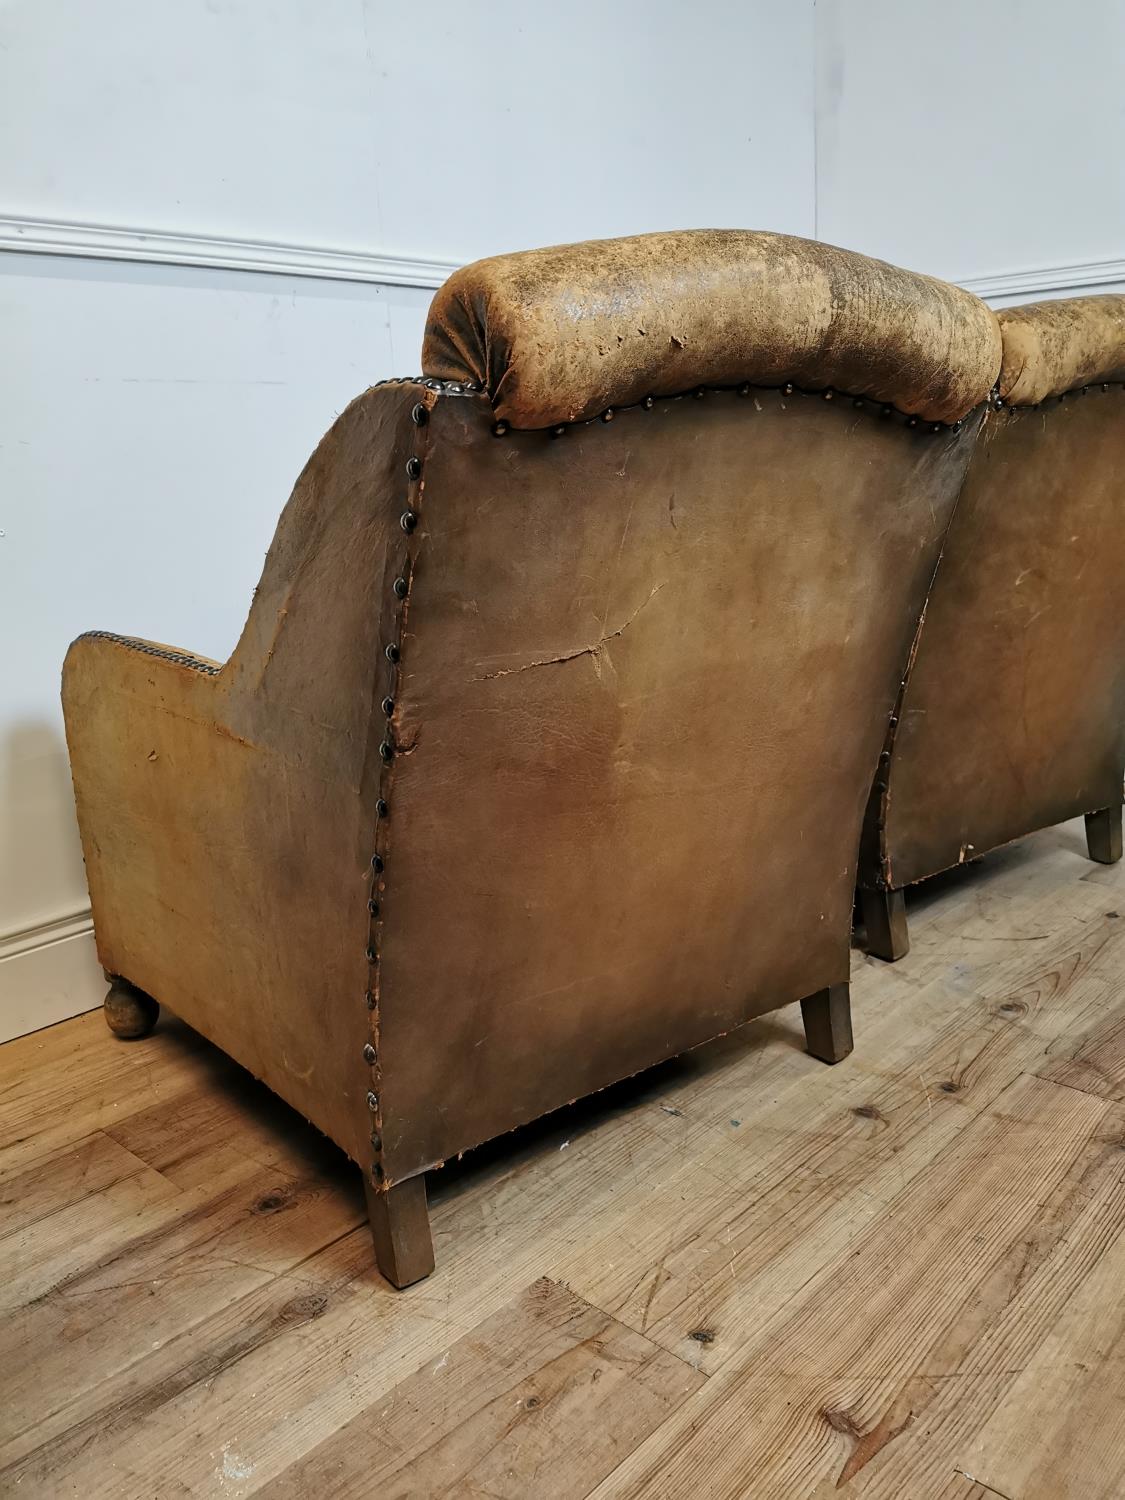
<box><xmin>423</xmin><ymin>230</ymin><xmax>1001</xmax><ymax>428</ymax></box>
<box><xmin>861</xmin><ymin>314</ymin><xmax>1125</xmax><ymax>895</ymax></box>
<box><xmin>64</xmin><ymin>381</ymin><xmax>979</xmax><ymax>1185</ymax></box>
<box><xmin>998</xmin><ymin>295</ymin><xmax>1125</xmax><ymax>405</ymax></box>
<box><xmin>63</xmin><ymin>230</ymin><xmax>993</xmax><ymax>1274</ymax></box>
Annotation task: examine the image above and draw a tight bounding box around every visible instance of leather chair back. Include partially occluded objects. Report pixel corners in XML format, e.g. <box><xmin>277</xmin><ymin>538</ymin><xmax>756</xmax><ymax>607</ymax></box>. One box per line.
<box><xmin>64</xmin><ymin>230</ymin><xmax>1001</xmax><ymax>1187</ymax></box>
<box><xmin>862</xmin><ymin>295</ymin><xmax>1125</xmax><ymax>897</ymax></box>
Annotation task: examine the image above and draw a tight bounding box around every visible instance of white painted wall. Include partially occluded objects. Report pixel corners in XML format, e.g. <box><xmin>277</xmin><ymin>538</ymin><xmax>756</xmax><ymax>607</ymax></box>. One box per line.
<box><xmin>2</xmin><ymin>0</ymin><xmax>1123</xmax><ymax>1038</ymax></box>
<box><xmin>0</xmin><ymin>0</ymin><xmax>816</xmax><ymax>1037</ymax></box>
<box><xmin>1</xmin><ymin>0</ymin><xmax>815</xmax><ymax>265</ymax></box>
<box><xmin>815</xmin><ymin>0</ymin><xmax>1125</xmax><ymax>303</ymax></box>
<box><xmin>0</xmin><ymin>254</ymin><xmax>433</xmax><ymax>1038</ymax></box>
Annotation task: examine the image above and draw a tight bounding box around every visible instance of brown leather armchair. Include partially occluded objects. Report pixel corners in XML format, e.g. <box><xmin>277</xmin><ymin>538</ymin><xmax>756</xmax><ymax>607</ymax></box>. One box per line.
<box><xmin>859</xmin><ymin>295</ymin><xmax>1125</xmax><ymax>961</ymax></box>
<box><xmin>63</xmin><ymin>230</ymin><xmax>999</xmax><ymax>1285</ymax></box>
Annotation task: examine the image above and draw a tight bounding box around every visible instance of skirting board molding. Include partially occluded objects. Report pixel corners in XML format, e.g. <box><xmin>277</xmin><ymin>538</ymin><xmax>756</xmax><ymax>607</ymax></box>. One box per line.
<box><xmin>0</xmin><ymin>907</ymin><xmax>102</xmax><ymax>1043</ymax></box>
<box><xmin>2</xmin><ymin>212</ymin><xmax>1124</xmax><ymax>301</ymax></box>
<box><xmin>961</xmin><ymin>259</ymin><xmax>1125</xmax><ymax>301</ymax></box>
<box><xmin>0</xmin><ymin>213</ymin><xmax>457</xmax><ymax>289</ymax></box>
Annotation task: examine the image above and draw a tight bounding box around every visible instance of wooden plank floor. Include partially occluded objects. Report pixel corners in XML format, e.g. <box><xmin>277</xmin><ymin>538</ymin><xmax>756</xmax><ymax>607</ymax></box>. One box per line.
<box><xmin>3</xmin><ymin>817</ymin><xmax>1125</xmax><ymax>1498</ymax></box>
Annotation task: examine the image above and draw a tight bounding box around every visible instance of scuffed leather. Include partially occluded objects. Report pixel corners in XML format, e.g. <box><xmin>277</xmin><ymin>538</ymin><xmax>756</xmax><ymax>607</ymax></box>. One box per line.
<box><xmin>423</xmin><ymin>229</ymin><xmax>1002</xmax><ymax>428</ymax></box>
<box><xmin>376</xmin><ymin>391</ymin><xmax>978</xmax><ymax>1177</ymax></box>
<box><xmin>862</xmin><ymin>389</ymin><xmax>1125</xmax><ymax>892</ymax></box>
<box><xmin>998</xmin><ymin>295</ymin><xmax>1125</xmax><ymax>404</ymax></box>
<box><xmin>62</xmin><ymin>376</ymin><xmax>981</xmax><ymax>1186</ymax></box>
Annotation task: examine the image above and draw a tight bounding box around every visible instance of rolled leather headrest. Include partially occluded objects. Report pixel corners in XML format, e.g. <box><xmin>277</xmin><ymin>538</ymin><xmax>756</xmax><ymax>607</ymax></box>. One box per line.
<box><xmin>422</xmin><ymin>229</ymin><xmax>1001</xmax><ymax>429</ymax></box>
<box><xmin>997</xmin><ymin>295</ymin><xmax>1125</xmax><ymax>405</ymax></box>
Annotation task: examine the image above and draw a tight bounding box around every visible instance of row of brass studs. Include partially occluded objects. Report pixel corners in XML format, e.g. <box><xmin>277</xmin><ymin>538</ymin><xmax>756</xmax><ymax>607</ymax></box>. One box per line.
<box><xmin>367</xmin><ymin>374</ymin><xmax>481</xmax><ymax>398</ymax></box>
<box><xmin>364</xmin><ymin>398</ymin><xmax>429</xmax><ymax>1185</ymax></box>
<box><xmin>1001</xmin><ymin>379</ymin><xmax>1125</xmax><ymax>411</ymax></box>
<box><xmin>377</xmin><ymin>368</ymin><xmax>1124</xmax><ymax>423</ymax></box>
<box><xmin>77</xmin><ymin>631</ymin><xmax>221</xmax><ymax>675</ymax></box>
<box><xmin>488</xmin><ymin>380</ymin><xmax>965</xmax><ymax>439</ymax></box>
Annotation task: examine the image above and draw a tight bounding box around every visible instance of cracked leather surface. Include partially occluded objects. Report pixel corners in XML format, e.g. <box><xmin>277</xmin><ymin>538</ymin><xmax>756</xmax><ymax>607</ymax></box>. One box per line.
<box><xmin>64</xmin><ymin>228</ymin><xmax>1008</xmax><ymax>1186</ymax></box>
<box><xmin>422</xmin><ymin>229</ymin><xmax>1002</xmax><ymax>428</ymax></box>
<box><xmin>998</xmin><ymin>295</ymin><xmax>1125</xmax><ymax>404</ymax></box>
<box><xmin>375</xmin><ymin>390</ymin><xmax>976</xmax><ymax>1175</ymax></box>
<box><xmin>863</xmin><ymin>387</ymin><xmax>1125</xmax><ymax>891</ymax></box>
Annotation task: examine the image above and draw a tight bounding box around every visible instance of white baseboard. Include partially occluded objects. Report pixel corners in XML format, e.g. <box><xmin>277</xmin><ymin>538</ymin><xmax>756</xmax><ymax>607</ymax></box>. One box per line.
<box><xmin>0</xmin><ymin>907</ymin><xmax>102</xmax><ymax>1043</ymax></box>
<box><xmin>961</xmin><ymin>257</ymin><xmax>1125</xmax><ymax>301</ymax></box>
<box><xmin>0</xmin><ymin>213</ymin><xmax>457</xmax><ymax>289</ymax></box>
<box><xmin>3</xmin><ymin>212</ymin><xmax>1125</xmax><ymax>303</ymax></box>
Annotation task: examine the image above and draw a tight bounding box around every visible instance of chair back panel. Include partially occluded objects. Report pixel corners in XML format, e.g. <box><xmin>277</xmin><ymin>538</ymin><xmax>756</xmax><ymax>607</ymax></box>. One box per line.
<box><xmin>376</xmin><ymin>388</ymin><xmax>982</xmax><ymax>1177</ymax></box>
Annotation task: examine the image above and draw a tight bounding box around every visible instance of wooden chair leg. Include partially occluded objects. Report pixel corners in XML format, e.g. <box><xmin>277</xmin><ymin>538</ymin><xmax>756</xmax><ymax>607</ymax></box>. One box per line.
<box><xmin>364</xmin><ymin>1173</ymin><xmax>435</xmax><ymax>1288</ymax></box>
<box><xmin>861</xmin><ymin>886</ymin><xmax>910</xmax><ymax>962</ymax></box>
<box><xmin>1086</xmin><ymin>806</ymin><xmax>1123</xmax><ymax>865</ymax></box>
<box><xmin>801</xmin><ymin>983</ymin><xmax>854</xmax><ymax>1065</ymax></box>
<box><xmin>103</xmin><ymin>977</ymin><xmax>160</xmax><ymax>1039</ymax></box>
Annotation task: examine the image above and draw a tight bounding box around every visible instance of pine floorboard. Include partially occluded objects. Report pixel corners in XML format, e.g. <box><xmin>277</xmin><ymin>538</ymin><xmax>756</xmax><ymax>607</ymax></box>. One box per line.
<box><xmin>2</xmin><ymin>818</ymin><xmax>1123</xmax><ymax>1497</ymax></box>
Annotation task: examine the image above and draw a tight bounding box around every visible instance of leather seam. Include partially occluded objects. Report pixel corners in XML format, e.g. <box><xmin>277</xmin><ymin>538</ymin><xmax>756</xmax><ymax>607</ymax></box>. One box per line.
<box><xmin>999</xmin><ymin>378</ymin><xmax>1125</xmax><ymax>410</ymax></box>
<box><xmin>481</xmin><ymin>380</ymin><xmax>967</xmax><ymax>435</ymax></box>
<box><xmin>363</xmin><ymin>389</ymin><xmax>434</xmax><ymax>1191</ymax></box>
<box><xmin>75</xmin><ymin>631</ymin><xmax>221</xmax><ymax>676</ymax></box>
<box><xmin>860</xmin><ymin>399</ymin><xmax>992</xmax><ymax>892</ymax></box>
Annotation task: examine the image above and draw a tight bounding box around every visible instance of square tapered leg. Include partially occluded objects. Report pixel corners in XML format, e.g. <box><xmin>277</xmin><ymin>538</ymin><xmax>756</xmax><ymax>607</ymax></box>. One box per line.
<box><xmin>1086</xmin><ymin>806</ymin><xmax>1123</xmax><ymax>865</ymax></box>
<box><xmin>861</xmin><ymin>886</ymin><xmax>910</xmax><ymax>962</ymax></box>
<box><xmin>801</xmin><ymin>983</ymin><xmax>854</xmax><ymax>1064</ymax></box>
<box><xmin>364</xmin><ymin>1173</ymin><xmax>435</xmax><ymax>1288</ymax></box>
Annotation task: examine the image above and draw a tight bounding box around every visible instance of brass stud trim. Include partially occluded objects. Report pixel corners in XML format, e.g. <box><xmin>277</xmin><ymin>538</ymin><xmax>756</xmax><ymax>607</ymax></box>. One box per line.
<box><xmin>76</xmin><ymin>631</ymin><xmax>221</xmax><ymax>676</ymax></box>
<box><xmin>475</xmin><ymin>379</ymin><xmax>986</xmax><ymax>436</ymax></box>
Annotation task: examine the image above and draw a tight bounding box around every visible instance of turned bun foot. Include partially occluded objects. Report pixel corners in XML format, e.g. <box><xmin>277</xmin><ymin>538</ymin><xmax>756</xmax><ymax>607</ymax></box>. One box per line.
<box><xmin>103</xmin><ymin>978</ymin><xmax>160</xmax><ymax>1039</ymax></box>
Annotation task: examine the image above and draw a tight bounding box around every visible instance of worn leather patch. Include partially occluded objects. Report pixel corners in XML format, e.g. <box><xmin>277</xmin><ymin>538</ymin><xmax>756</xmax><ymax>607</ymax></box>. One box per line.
<box><xmin>423</xmin><ymin>229</ymin><xmax>1002</xmax><ymax>428</ymax></box>
<box><xmin>998</xmin><ymin>295</ymin><xmax>1125</xmax><ymax>404</ymax></box>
